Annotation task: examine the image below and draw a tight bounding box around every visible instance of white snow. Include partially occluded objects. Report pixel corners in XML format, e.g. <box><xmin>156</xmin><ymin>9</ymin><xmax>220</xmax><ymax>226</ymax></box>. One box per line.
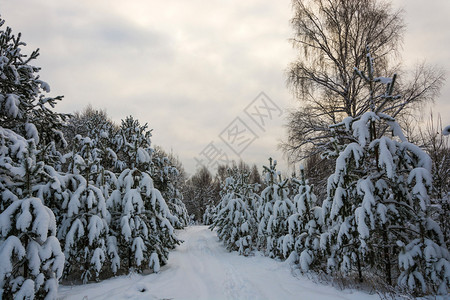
<box><xmin>58</xmin><ymin>226</ymin><xmax>378</xmax><ymax>300</ymax></box>
<box><xmin>0</xmin><ymin>236</ymin><xmax>26</xmax><ymax>281</ymax></box>
<box><xmin>14</xmin><ymin>279</ymin><xmax>35</xmax><ymax>300</ymax></box>
<box><xmin>374</xmin><ymin>77</ymin><xmax>392</xmax><ymax>84</ymax></box>
<box><xmin>25</xmin><ymin>122</ymin><xmax>39</xmax><ymax>144</ymax></box>
<box><xmin>351</xmin><ymin>112</ymin><xmax>378</xmax><ymax>147</ymax></box>
<box><xmin>132</xmin><ymin>237</ymin><xmax>146</xmax><ymax>266</ymax></box>
<box><xmin>408</xmin><ymin>167</ymin><xmax>432</xmax><ymax>210</ymax></box>
<box><xmin>137</xmin><ymin>147</ymin><xmax>151</xmax><ymax>163</ymax></box>
<box><xmin>5</xmin><ymin>94</ymin><xmax>20</xmax><ymax>118</ymax></box>
<box><xmin>88</xmin><ymin>215</ymin><xmax>106</xmax><ymax>245</ymax></box>
<box><xmin>374</xmin><ymin>137</ymin><xmax>395</xmax><ymax>178</ymax></box>
<box><xmin>36</xmin><ymin>80</ymin><xmax>51</xmax><ymax>92</ymax></box>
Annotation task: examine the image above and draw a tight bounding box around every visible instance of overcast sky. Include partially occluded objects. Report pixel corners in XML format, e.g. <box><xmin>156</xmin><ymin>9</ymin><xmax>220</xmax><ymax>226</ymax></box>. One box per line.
<box><xmin>1</xmin><ymin>0</ymin><xmax>449</xmax><ymax>175</ymax></box>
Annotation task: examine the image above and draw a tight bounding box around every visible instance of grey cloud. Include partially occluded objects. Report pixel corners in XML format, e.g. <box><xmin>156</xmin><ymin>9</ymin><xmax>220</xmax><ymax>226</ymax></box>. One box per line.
<box><xmin>2</xmin><ymin>0</ymin><xmax>447</xmax><ymax>175</ymax></box>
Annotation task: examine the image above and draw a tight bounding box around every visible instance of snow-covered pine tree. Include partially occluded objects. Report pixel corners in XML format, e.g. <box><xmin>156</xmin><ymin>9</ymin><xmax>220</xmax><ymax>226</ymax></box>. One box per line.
<box><xmin>265</xmin><ymin>169</ymin><xmax>293</xmax><ymax>259</ymax></box>
<box><xmin>257</xmin><ymin>158</ymin><xmax>293</xmax><ymax>259</ymax></box>
<box><xmin>114</xmin><ymin>116</ymin><xmax>153</xmax><ymax>171</ymax></box>
<box><xmin>203</xmin><ymin>204</ymin><xmax>216</xmax><ymax>225</ymax></box>
<box><xmin>0</xmin><ymin>19</ymin><xmax>67</xmax><ymax>148</ymax></box>
<box><xmin>92</xmin><ymin>117</ymin><xmax>120</xmax><ymax>188</ymax></box>
<box><xmin>151</xmin><ymin>148</ymin><xmax>188</xmax><ymax>229</ymax></box>
<box><xmin>63</xmin><ymin>106</ymin><xmax>117</xmax><ymax>166</ymax></box>
<box><xmin>58</xmin><ymin>135</ymin><xmax>112</xmax><ymax>283</ymax></box>
<box><xmin>320</xmin><ymin>48</ymin><xmax>450</xmax><ymax>295</ymax></box>
<box><xmin>107</xmin><ymin>117</ymin><xmax>180</xmax><ymax>273</ymax></box>
<box><xmin>257</xmin><ymin>159</ymin><xmax>275</xmax><ymax>251</ymax></box>
<box><xmin>91</xmin><ymin>129</ymin><xmax>122</xmax><ymax>278</ymax></box>
<box><xmin>166</xmin><ymin>187</ymin><xmax>189</xmax><ymax>229</ymax></box>
<box><xmin>0</xmin><ymin>137</ymin><xmax>65</xmax><ymax>299</ymax></box>
<box><xmin>205</xmin><ymin>169</ymin><xmax>234</xmax><ymax>226</ymax></box>
<box><xmin>57</xmin><ymin>109</ymin><xmax>122</xmax><ymax>280</ymax></box>
<box><xmin>287</xmin><ymin>166</ymin><xmax>323</xmax><ymax>271</ymax></box>
<box><xmin>211</xmin><ymin>168</ymin><xmax>259</xmax><ymax>255</ymax></box>
<box><xmin>0</xmin><ymin>16</ymin><xmax>65</xmax><ymax>299</ymax></box>
<box><xmin>58</xmin><ymin>107</ymin><xmax>118</xmax><ymax>222</ymax></box>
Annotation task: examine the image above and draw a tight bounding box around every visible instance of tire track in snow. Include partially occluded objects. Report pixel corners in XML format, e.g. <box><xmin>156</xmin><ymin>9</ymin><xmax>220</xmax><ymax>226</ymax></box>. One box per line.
<box><xmin>223</xmin><ymin>263</ymin><xmax>263</xmax><ymax>300</ymax></box>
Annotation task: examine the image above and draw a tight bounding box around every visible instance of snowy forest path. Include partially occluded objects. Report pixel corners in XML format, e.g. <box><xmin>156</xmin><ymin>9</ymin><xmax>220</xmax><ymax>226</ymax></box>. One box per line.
<box><xmin>58</xmin><ymin>226</ymin><xmax>378</xmax><ymax>300</ymax></box>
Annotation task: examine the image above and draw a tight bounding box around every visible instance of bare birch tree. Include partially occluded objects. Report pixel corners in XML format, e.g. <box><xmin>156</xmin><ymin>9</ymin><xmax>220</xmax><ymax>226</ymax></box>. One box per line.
<box><xmin>283</xmin><ymin>0</ymin><xmax>445</xmax><ymax>161</ymax></box>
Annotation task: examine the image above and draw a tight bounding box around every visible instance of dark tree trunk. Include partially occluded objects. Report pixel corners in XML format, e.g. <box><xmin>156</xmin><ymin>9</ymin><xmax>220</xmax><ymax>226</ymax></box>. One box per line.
<box><xmin>382</xmin><ymin>226</ymin><xmax>392</xmax><ymax>286</ymax></box>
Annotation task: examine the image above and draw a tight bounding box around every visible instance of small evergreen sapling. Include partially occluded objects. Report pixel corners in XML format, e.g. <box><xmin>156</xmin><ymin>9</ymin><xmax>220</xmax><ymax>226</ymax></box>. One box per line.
<box><xmin>211</xmin><ymin>168</ymin><xmax>259</xmax><ymax>255</ymax></box>
<box><xmin>58</xmin><ymin>136</ymin><xmax>111</xmax><ymax>283</ymax></box>
<box><xmin>287</xmin><ymin>166</ymin><xmax>323</xmax><ymax>271</ymax></box>
<box><xmin>151</xmin><ymin>152</ymin><xmax>188</xmax><ymax>229</ymax></box>
<box><xmin>0</xmin><ymin>128</ymin><xmax>64</xmax><ymax>298</ymax></box>
<box><xmin>257</xmin><ymin>158</ymin><xmax>293</xmax><ymax>259</ymax></box>
<box><xmin>107</xmin><ymin>117</ymin><xmax>180</xmax><ymax>273</ymax></box>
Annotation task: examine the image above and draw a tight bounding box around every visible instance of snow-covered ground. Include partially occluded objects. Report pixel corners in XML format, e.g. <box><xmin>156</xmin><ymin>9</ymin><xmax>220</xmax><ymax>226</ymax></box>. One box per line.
<box><xmin>58</xmin><ymin>226</ymin><xmax>379</xmax><ymax>300</ymax></box>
